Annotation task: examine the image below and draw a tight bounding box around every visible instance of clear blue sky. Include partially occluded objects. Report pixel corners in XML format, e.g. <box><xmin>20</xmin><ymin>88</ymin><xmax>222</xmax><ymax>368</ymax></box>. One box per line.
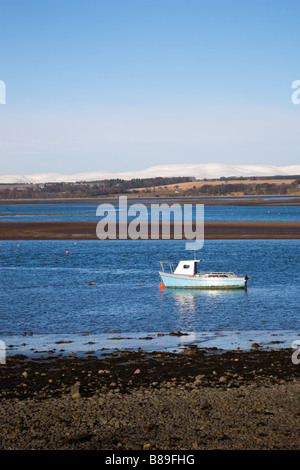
<box><xmin>0</xmin><ymin>0</ymin><xmax>299</xmax><ymax>175</ymax></box>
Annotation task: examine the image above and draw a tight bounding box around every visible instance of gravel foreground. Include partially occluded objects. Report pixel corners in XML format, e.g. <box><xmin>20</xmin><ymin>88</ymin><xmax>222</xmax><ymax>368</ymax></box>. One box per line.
<box><xmin>0</xmin><ymin>346</ymin><xmax>300</xmax><ymax>450</ymax></box>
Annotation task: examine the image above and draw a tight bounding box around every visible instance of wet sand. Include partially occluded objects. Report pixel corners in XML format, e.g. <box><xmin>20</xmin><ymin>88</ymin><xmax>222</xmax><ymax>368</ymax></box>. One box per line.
<box><xmin>0</xmin><ymin>347</ymin><xmax>300</xmax><ymax>450</ymax></box>
<box><xmin>0</xmin><ymin>221</ymin><xmax>300</xmax><ymax>240</ymax></box>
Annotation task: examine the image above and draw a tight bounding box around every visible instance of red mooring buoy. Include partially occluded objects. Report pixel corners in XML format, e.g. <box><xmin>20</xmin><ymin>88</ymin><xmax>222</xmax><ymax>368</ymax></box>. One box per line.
<box><xmin>159</xmin><ymin>282</ymin><xmax>164</xmax><ymax>290</ymax></box>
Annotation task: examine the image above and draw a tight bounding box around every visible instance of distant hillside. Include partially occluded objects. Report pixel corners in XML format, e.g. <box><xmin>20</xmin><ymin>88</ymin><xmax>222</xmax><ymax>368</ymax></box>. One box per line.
<box><xmin>1</xmin><ymin>163</ymin><xmax>300</xmax><ymax>184</ymax></box>
<box><xmin>0</xmin><ymin>177</ymin><xmax>194</xmax><ymax>199</ymax></box>
<box><xmin>130</xmin><ymin>176</ymin><xmax>300</xmax><ymax>197</ymax></box>
<box><xmin>1</xmin><ymin>175</ymin><xmax>300</xmax><ymax>199</ymax></box>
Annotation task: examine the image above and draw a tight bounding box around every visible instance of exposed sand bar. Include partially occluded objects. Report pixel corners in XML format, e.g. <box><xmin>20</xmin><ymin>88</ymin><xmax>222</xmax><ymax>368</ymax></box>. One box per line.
<box><xmin>0</xmin><ymin>221</ymin><xmax>300</xmax><ymax>240</ymax></box>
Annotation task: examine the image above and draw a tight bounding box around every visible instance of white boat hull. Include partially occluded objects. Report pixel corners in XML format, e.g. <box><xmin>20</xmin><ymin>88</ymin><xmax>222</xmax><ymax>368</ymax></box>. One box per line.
<box><xmin>159</xmin><ymin>271</ymin><xmax>247</xmax><ymax>289</ymax></box>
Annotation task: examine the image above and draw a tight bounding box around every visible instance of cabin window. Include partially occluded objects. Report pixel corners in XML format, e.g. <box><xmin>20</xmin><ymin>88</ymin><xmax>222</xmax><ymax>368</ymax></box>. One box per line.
<box><xmin>183</xmin><ymin>265</ymin><xmax>190</xmax><ymax>269</ymax></box>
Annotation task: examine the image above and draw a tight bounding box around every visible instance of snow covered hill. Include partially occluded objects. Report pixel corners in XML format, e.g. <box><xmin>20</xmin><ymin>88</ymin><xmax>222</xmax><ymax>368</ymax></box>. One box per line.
<box><xmin>1</xmin><ymin>163</ymin><xmax>300</xmax><ymax>184</ymax></box>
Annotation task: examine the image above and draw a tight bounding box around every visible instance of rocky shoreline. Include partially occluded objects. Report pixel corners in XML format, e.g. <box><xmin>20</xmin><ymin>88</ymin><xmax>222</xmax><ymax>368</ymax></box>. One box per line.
<box><xmin>1</xmin><ymin>346</ymin><xmax>300</xmax><ymax>450</ymax></box>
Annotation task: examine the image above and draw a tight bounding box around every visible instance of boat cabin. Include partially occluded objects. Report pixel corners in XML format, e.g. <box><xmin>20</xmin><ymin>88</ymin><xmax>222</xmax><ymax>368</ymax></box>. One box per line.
<box><xmin>174</xmin><ymin>260</ymin><xmax>200</xmax><ymax>276</ymax></box>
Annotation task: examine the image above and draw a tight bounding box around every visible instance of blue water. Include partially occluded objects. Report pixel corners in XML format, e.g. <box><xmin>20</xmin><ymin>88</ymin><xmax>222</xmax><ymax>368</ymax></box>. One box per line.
<box><xmin>0</xmin><ymin>202</ymin><xmax>300</xmax><ymax>222</ymax></box>
<box><xmin>0</xmin><ymin>239</ymin><xmax>299</xmax><ymax>340</ymax></box>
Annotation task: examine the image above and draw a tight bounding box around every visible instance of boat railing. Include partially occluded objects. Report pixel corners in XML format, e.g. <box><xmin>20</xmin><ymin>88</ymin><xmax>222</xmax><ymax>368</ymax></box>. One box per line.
<box><xmin>197</xmin><ymin>271</ymin><xmax>238</xmax><ymax>276</ymax></box>
<box><xmin>157</xmin><ymin>261</ymin><xmax>175</xmax><ymax>273</ymax></box>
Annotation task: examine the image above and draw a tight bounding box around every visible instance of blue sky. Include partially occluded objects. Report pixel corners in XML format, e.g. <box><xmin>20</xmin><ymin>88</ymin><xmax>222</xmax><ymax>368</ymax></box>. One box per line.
<box><xmin>0</xmin><ymin>0</ymin><xmax>299</xmax><ymax>175</ymax></box>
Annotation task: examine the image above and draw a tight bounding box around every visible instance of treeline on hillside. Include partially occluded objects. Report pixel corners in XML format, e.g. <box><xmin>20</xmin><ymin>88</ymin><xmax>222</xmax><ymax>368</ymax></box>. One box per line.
<box><xmin>182</xmin><ymin>180</ymin><xmax>300</xmax><ymax>196</ymax></box>
<box><xmin>212</xmin><ymin>175</ymin><xmax>300</xmax><ymax>181</ymax></box>
<box><xmin>0</xmin><ymin>176</ymin><xmax>194</xmax><ymax>199</ymax></box>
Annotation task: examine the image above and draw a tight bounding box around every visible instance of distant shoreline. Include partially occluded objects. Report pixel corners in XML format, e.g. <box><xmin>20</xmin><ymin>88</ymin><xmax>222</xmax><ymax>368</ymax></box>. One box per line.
<box><xmin>1</xmin><ymin>221</ymin><xmax>300</xmax><ymax>240</ymax></box>
<box><xmin>0</xmin><ymin>195</ymin><xmax>300</xmax><ymax>206</ymax></box>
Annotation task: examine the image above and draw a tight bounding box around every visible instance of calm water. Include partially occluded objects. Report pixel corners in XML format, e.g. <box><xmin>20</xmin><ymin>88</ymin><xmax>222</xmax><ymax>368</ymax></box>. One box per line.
<box><xmin>1</xmin><ymin>198</ymin><xmax>300</xmax><ymax>353</ymax></box>
<box><xmin>0</xmin><ymin>239</ymin><xmax>299</xmax><ymax>340</ymax></box>
<box><xmin>0</xmin><ymin>202</ymin><xmax>300</xmax><ymax>223</ymax></box>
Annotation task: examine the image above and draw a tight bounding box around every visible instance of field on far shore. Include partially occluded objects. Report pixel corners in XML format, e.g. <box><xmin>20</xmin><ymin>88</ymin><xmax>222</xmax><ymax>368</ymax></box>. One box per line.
<box><xmin>1</xmin><ymin>175</ymin><xmax>300</xmax><ymax>200</ymax></box>
<box><xmin>129</xmin><ymin>178</ymin><xmax>298</xmax><ymax>193</ymax></box>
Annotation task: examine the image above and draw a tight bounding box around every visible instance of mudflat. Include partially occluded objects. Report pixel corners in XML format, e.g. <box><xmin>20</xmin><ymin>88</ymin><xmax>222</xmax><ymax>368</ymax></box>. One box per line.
<box><xmin>0</xmin><ymin>221</ymin><xmax>300</xmax><ymax>240</ymax></box>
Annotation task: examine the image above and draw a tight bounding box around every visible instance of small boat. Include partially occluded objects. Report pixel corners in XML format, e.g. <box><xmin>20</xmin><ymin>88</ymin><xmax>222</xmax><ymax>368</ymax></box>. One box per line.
<box><xmin>158</xmin><ymin>259</ymin><xmax>248</xmax><ymax>289</ymax></box>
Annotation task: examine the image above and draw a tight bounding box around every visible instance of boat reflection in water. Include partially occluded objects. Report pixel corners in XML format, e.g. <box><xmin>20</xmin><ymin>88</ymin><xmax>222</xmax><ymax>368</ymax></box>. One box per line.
<box><xmin>169</xmin><ymin>287</ymin><xmax>247</xmax><ymax>313</ymax></box>
<box><xmin>159</xmin><ymin>287</ymin><xmax>248</xmax><ymax>349</ymax></box>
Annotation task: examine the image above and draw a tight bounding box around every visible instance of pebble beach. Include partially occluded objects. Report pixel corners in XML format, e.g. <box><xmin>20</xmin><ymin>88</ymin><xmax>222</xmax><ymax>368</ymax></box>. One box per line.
<box><xmin>1</xmin><ymin>346</ymin><xmax>300</xmax><ymax>450</ymax></box>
